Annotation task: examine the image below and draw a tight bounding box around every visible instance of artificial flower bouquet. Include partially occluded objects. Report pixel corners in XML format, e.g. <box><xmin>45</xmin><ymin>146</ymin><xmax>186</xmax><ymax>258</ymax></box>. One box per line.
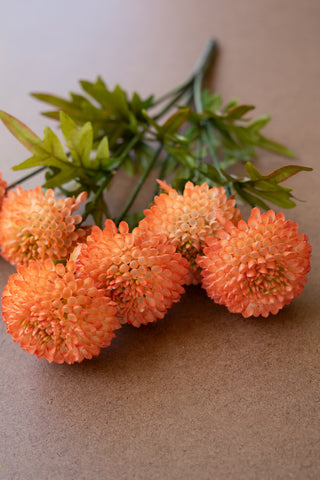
<box><xmin>0</xmin><ymin>40</ymin><xmax>312</xmax><ymax>364</ymax></box>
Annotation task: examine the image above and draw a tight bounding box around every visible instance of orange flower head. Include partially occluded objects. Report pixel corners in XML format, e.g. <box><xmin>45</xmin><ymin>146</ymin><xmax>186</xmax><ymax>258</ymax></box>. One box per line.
<box><xmin>0</xmin><ymin>173</ymin><xmax>7</xmax><ymax>210</ymax></box>
<box><xmin>73</xmin><ymin>220</ymin><xmax>190</xmax><ymax>327</ymax></box>
<box><xmin>197</xmin><ymin>207</ymin><xmax>311</xmax><ymax>317</ymax></box>
<box><xmin>139</xmin><ymin>180</ymin><xmax>241</xmax><ymax>284</ymax></box>
<box><xmin>0</xmin><ymin>186</ymin><xmax>89</xmax><ymax>266</ymax></box>
<box><xmin>2</xmin><ymin>259</ymin><xmax>120</xmax><ymax>363</ymax></box>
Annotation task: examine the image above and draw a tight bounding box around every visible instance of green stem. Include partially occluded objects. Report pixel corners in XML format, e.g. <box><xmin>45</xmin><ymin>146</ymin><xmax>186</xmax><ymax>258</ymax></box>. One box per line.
<box><xmin>81</xmin><ymin>174</ymin><xmax>112</xmax><ymax>224</ymax></box>
<box><xmin>152</xmin><ymin>153</ymin><xmax>173</xmax><ymax>196</ymax></box>
<box><xmin>153</xmin><ymin>38</ymin><xmax>218</xmax><ymax>121</ymax></box>
<box><xmin>204</xmin><ymin>124</ymin><xmax>231</xmax><ymax>196</ymax></box>
<box><xmin>193</xmin><ymin>38</ymin><xmax>218</xmax><ymax>78</ymax></box>
<box><xmin>109</xmin><ymin>134</ymin><xmax>141</xmax><ymax>171</ymax></box>
<box><xmin>115</xmin><ymin>144</ymin><xmax>163</xmax><ymax>224</ymax></box>
<box><xmin>7</xmin><ymin>166</ymin><xmax>46</xmax><ymax>190</ymax></box>
<box><xmin>151</xmin><ymin>77</ymin><xmax>193</xmax><ymax>108</ymax></box>
<box><xmin>191</xmin><ymin>40</ymin><xmax>232</xmax><ymax>195</ymax></box>
<box><xmin>153</xmin><ymin>86</ymin><xmax>192</xmax><ymax>120</ymax></box>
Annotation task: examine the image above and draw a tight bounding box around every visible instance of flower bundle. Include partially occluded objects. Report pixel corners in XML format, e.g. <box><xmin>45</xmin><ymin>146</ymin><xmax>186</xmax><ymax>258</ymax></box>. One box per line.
<box><xmin>0</xmin><ymin>40</ymin><xmax>312</xmax><ymax>363</ymax></box>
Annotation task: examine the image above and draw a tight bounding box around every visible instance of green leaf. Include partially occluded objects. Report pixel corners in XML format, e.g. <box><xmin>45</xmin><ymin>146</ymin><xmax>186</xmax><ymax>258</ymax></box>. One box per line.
<box><xmin>245</xmin><ymin>184</ymin><xmax>296</xmax><ymax>208</ymax></box>
<box><xmin>256</xmin><ymin>134</ymin><xmax>295</xmax><ymax>158</ymax></box>
<box><xmin>166</xmin><ymin>145</ymin><xmax>195</xmax><ymax>169</ymax></box>
<box><xmin>0</xmin><ymin>110</ymin><xmax>41</xmax><ymax>152</ymax></box>
<box><xmin>202</xmin><ymin>90</ymin><xmax>222</xmax><ymax>111</ymax></box>
<box><xmin>267</xmin><ymin>165</ymin><xmax>313</xmax><ymax>183</ymax></box>
<box><xmin>80</xmin><ymin>80</ymin><xmax>130</xmax><ymax>119</ymax></box>
<box><xmin>130</xmin><ymin>92</ymin><xmax>154</xmax><ymax>115</ymax></box>
<box><xmin>123</xmin><ymin>156</ymin><xmax>136</xmax><ymax>176</ymax></box>
<box><xmin>160</xmin><ymin>108</ymin><xmax>190</xmax><ymax>136</ymax></box>
<box><xmin>43</xmin><ymin>166</ymin><xmax>79</xmax><ymax>188</ymax></box>
<box><xmin>234</xmin><ymin>184</ymin><xmax>271</xmax><ymax>210</ymax></box>
<box><xmin>245</xmin><ymin>162</ymin><xmax>263</xmax><ymax>181</ymax></box>
<box><xmin>223</xmin><ymin>98</ymin><xmax>238</xmax><ymax>111</ymax></box>
<box><xmin>248</xmin><ymin>115</ymin><xmax>271</xmax><ymax>133</ymax></box>
<box><xmin>60</xmin><ymin>112</ymin><xmax>93</xmax><ymax>167</ymax></box>
<box><xmin>31</xmin><ymin>93</ymin><xmax>81</xmax><ymax>115</ymax></box>
<box><xmin>13</xmin><ymin>126</ymin><xmax>69</xmax><ymax>170</ymax></box>
<box><xmin>226</xmin><ymin>104</ymin><xmax>255</xmax><ymax>120</ymax></box>
<box><xmin>122</xmin><ymin>211</ymin><xmax>144</xmax><ymax>230</ymax></box>
<box><xmin>199</xmin><ymin>163</ymin><xmax>224</xmax><ymax>185</ymax></box>
<box><xmin>95</xmin><ymin>136</ymin><xmax>110</xmax><ymax>168</ymax></box>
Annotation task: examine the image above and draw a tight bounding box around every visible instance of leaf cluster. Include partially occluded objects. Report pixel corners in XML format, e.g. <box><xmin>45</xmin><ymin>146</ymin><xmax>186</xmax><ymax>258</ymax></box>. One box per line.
<box><xmin>0</xmin><ymin>54</ymin><xmax>312</xmax><ymax>228</ymax></box>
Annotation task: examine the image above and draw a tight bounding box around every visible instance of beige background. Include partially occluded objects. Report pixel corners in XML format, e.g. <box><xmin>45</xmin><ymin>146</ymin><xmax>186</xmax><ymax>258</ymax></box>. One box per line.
<box><xmin>1</xmin><ymin>1</ymin><xmax>319</xmax><ymax>479</ymax></box>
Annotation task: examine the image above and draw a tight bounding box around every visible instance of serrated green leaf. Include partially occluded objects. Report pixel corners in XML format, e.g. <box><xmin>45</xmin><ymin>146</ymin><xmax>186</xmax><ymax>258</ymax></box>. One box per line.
<box><xmin>79</xmin><ymin>77</ymin><xmax>109</xmax><ymax>107</ymax></box>
<box><xmin>60</xmin><ymin>112</ymin><xmax>93</xmax><ymax>167</ymax></box>
<box><xmin>13</xmin><ymin>126</ymin><xmax>69</xmax><ymax>171</ymax></box>
<box><xmin>81</xmin><ymin>80</ymin><xmax>130</xmax><ymax>120</ymax></box>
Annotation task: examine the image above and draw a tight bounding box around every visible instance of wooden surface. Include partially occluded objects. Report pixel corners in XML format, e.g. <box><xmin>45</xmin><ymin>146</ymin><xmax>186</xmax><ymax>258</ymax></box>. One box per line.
<box><xmin>1</xmin><ymin>1</ymin><xmax>319</xmax><ymax>479</ymax></box>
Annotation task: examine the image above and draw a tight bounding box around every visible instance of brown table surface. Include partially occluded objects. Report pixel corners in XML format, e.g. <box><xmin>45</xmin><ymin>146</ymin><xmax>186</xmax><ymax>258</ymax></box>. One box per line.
<box><xmin>1</xmin><ymin>1</ymin><xmax>319</xmax><ymax>479</ymax></box>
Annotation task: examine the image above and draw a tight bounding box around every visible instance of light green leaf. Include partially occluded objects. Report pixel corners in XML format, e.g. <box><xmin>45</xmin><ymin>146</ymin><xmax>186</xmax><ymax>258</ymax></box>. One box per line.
<box><xmin>95</xmin><ymin>136</ymin><xmax>110</xmax><ymax>168</ymax></box>
<box><xmin>245</xmin><ymin>162</ymin><xmax>263</xmax><ymax>181</ymax></box>
<box><xmin>60</xmin><ymin>112</ymin><xmax>93</xmax><ymax>167</ymax></box>
<box><xmin>0</xmin><ymin>110</ymin><xmax>41</xmax><ymax>152</ymax></box>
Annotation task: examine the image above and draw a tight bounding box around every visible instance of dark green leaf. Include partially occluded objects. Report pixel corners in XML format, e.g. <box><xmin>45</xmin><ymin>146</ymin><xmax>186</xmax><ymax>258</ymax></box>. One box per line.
<box><xmin>245</xmin><ymin>184</ymin><xmax>296</xmax><ymax>208</ymax></box>
<box><xmin>256</xmin><ymin>134</ymin><xmax>295</xmax><ymax>158</ymax></box>
<box><xmin>122</xmin><ymin>211</ymin><xmax>144</xmax><ymax>230</ymax></box>
<box><xmin>199</xmin><ymin>163</ymin><xmax>224</xmax><ymax>184</ymax></box>
<box><xmin>267</xmin><ymin>165</ymin><xmax>313</xmax><ymax>183</ymax></box>
<box><xmin>160</xmin><ymin>108</ymin><xmax>190</xmax><ymax>136</ymax></box>
<box><xmin>234</xmin><ymin>184</ymin><xmax>271</xmax><ymax>210</ymax></box>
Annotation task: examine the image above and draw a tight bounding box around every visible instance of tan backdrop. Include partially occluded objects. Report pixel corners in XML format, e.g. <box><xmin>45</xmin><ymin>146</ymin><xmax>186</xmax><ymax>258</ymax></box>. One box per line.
<box><xmin>1</xmin><ymin>1</ymin><xmax>319</xmax><ymax>479</ymax></box>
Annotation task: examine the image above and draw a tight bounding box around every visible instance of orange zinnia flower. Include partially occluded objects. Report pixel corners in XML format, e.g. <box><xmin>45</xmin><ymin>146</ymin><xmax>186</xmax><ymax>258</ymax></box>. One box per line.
<box><xmin>0</xmin><ymin>173</ymin><xmax>7</xmax><ymax>210</ymax></box>
<box><xmin>198</xmin><ymin>208</ymin><xmax>311</xmax><ymax>317</ymax></box>
<box><xmin>72</xmin><ymin>220</ymin><xmax>190</xmax><ymax>327</ymax></box>
<box><xmin>0</xmin><ymin>186</ymin><xmax>89</xmax><ymax>266</ymax></box>
<box><xmin>2</xmin><ymin>259</ymin><xmax>120</xmax><ymax>363</ymax></box>
<box><xmin>139</xmin><ymin>180</ymin><xmax>241</xmax><ymax>284</ymax></box>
